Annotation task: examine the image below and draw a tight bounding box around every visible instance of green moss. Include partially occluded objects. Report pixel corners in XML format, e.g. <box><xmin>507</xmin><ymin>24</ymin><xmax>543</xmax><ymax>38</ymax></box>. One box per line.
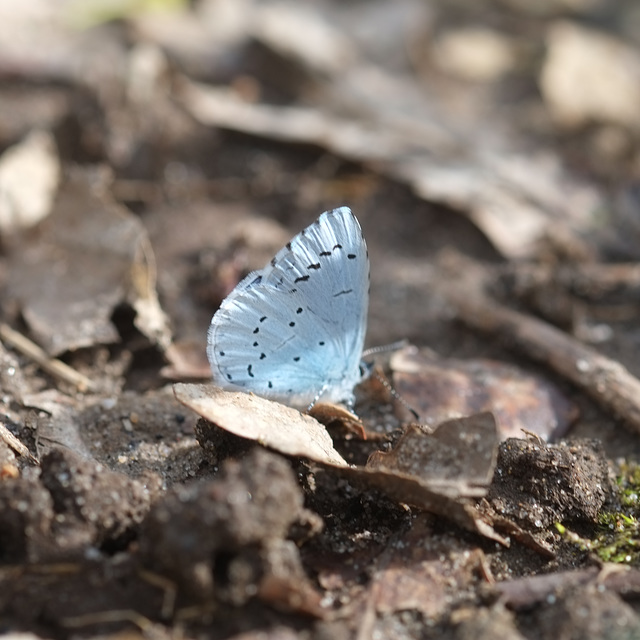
<box><xmin>65</xmin><ymin>0</ymin><xmax>188</xmax><ymax>29</ymax></box>
<box><xmin>559</xmin><ymin>462</ymin><xmax>640</xmax><ymax>565</ymax></box>
<box><xmin>617</xmin><ymin>462</ymin><xmax>640</xmax><ymax>514</ymax></box>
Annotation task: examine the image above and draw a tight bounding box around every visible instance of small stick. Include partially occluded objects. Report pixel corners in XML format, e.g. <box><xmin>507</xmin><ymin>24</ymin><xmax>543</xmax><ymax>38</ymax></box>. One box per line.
<box><xmin>138</xmin><ymin>569</ymin><xmax>177</xmax><ymax>620</ymax></box>
<box><xmin>498</xmin><ymin>262</ymin><xmax>640</xmax><ymax>302</ymax></box>
<box><xmin>61</xmin><ymin>609</ymin><xmax>153</xmax><ymax>631</ymax></box>
<box><xmin>0</xmin><ymin>421</ymin><xmax>37</xmax><ymax>463</ymax></box>
<box><xmin>440</xmin><ymin>254</ymin><xmax>640</xmax><ymax>435</ymax></box>
<box><xmin>0</xmin><ymin>323</ymin><xmax>94</xmax><ymax>392</ymax></box>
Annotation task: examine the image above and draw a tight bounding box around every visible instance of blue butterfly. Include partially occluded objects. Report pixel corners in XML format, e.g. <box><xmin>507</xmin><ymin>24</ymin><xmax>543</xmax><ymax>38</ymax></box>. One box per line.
<box><xmin>207</xmin><ymin>207</ymin><xmax>369</xmax><ymax>408</ymax></box>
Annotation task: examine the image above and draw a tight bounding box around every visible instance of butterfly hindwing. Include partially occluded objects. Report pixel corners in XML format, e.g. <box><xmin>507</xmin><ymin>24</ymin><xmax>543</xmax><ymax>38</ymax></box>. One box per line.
<box><xmin>207</xmin><ymin>207</ymin><xmax>369</xmax><ymax>406</ymax></box>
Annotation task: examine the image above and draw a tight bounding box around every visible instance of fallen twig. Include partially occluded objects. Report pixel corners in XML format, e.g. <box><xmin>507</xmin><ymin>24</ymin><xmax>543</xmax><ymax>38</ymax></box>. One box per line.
<box><xmin>0</xmin><ymin>323</ymin><xmax>94</xmax><ymax>392</ymax></box>
<box><xmin>0</xmin><ymin>421</ymin><xmax>37</xmax><ymax>463</ymax></box>
<box><xmin>61</xmin><ymin>609</ymin><xmax>154</xmax><ymax>631</ymax></box>
<box><xmin>138</xmin><ymin>569</ymin><xmax>177</xmax><ymax>620</ymax></box>
<box><xmin>440</xmin><ymin>253</ymin><xmax>640</xmax><ymax>435</ymax></box>
<box><xmin>497</xmin><ymin>262</ymin><xmax>640</xmax><ymax>304</ymax></box>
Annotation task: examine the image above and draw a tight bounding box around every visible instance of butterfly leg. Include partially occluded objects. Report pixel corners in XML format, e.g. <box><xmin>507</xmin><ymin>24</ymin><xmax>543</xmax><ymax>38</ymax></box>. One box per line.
<box><xmin>305</xmin><ymin>382</ymin><xmax>330</xmax><ymax>412</ymax></box>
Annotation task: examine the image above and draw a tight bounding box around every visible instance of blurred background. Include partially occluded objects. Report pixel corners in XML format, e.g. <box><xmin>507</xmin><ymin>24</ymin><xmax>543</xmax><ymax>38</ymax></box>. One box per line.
<box><xmin>1</xmin><ymin>0</ymin><xmax>640</xmax><ymax>388</ymax></box>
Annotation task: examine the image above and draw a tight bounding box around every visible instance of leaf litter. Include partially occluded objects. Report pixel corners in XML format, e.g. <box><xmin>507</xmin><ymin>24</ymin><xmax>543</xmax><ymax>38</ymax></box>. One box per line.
<box><xmin>2</xmin><ymin>1</ymin><xmax>640</xmax><ymax>639</ymax></box>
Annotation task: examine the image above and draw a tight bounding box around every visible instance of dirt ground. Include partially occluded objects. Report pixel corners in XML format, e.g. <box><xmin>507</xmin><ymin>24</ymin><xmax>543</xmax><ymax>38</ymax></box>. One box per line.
<box><xmin>3</xmin><ymin>2</ymin><xmax>640</xmax><ymax>639</ymax></box>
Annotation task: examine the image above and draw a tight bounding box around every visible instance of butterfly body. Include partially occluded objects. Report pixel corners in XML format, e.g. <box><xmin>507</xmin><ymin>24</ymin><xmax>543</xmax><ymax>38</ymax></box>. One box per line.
<box><xmin>207</xmin><ymin>207</ymin><xmax>369</xmax><ymax>407</ymax></box>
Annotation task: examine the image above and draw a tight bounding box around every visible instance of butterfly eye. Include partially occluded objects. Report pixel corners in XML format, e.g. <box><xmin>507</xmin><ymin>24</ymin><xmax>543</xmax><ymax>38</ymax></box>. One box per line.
<box><xmin>359</xmin><ymin>362</ymin><xmax>372</xmax><ymax>379</ymax></box>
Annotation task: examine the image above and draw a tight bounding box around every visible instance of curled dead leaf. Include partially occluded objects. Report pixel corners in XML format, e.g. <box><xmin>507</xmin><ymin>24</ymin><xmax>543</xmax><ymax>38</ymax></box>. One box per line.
<box><xmin>173</xmin><ymin>383</ymin><xmax>348</xmax><ymax>467</ymax></box>
<box><xmin>308</xmin><ymin>402</ymin><xmax>366</xmax><ymax>439</ymax></box>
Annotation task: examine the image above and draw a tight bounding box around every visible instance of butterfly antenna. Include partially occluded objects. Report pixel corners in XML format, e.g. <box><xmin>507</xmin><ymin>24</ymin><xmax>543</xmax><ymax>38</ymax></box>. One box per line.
<box><xmin>361</xmin><ymin>340</ymin><xmax>419</xmax><ymax>419</ymax></box>
<box><xmin>362</xmin><ymin>339</ymin><xmax>409</xmax><ymax>358</ymax></box>
<box><xmin>372</xmin><ymin>370</ymin><xmax>420</xmax><ymax>420</ymax></box>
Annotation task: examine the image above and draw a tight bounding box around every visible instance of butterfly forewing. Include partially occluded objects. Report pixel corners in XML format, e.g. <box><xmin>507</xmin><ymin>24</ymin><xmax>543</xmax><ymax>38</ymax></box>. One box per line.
<box><xmin>207</xmin><ymin>207</ymin><xmax>369</xmax><ymax>407</ymax></box>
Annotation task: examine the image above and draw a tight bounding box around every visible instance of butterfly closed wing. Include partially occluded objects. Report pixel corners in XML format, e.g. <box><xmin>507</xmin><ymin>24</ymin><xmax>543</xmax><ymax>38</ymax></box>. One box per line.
<box><xmin>207</xmin><ymin>206</ymin><xmax>369</xmax><ymax>408</ymax></box>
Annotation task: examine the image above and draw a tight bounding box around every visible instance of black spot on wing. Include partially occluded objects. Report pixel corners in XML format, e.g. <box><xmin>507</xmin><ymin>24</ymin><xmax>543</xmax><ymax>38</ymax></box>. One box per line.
<box><xmin>294</xmin><ymin>275</ymin><xmax>310</xmax><ymax>283</ymax></box>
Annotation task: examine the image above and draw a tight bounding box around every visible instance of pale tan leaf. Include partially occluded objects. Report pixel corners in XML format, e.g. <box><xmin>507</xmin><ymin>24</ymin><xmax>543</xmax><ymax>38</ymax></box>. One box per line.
<box><xmin>173</xmin><ymin>383</ymin><xmax>348</xmax><ymax>467</ymax></box>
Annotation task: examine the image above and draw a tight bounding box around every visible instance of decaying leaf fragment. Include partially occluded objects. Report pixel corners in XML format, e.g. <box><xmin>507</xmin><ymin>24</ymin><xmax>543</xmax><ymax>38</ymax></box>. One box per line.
<box><xmin>352</xmin><ymin>413</ymin><xmax>507</xmax><ymax>545</ymax></box>
<box><xmin>367</xmin><ymin>412</ymin><xmax>498</xmax><ymax>492</ymax></box>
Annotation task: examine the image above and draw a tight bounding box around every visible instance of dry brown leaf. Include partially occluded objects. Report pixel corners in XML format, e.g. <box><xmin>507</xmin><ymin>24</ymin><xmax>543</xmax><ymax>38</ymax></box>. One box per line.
<box><xmin>21</xmin><ymin>390</ymin><xmax>93</xmax><ymax>460</ymax></box>
<box><xmin>308</xmin><ymin>402</ymin><xmax>366</xmax><ymax>439</ymax></box>
<box><xmin>390</xmin><ymin>346</ymin><xmax>576</xmax><ymax>441</ymax></box>
<box><xmin>173</xmin><ymin>383</ymin><xmax>348</xmax><ymax>467</ymax></box>
<box><xmin>7</xmin><ymin>167</ymin><xmax>171</xmax><ymax>355</ymax></box>
<box><xmin>177</xmin><ymin>76</ymin><xmax>600</xmax><ymax>259</ymax></box>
